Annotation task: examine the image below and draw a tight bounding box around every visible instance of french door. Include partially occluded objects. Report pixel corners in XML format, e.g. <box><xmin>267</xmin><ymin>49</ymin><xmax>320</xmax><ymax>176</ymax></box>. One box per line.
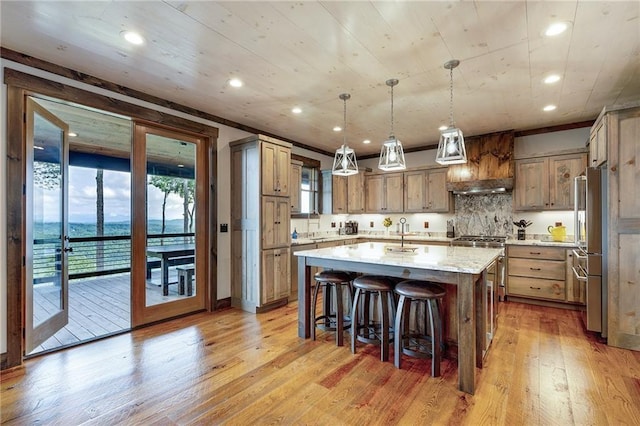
<box><xmin>131</xmin><ymin>122</ymin><xmax>208</xmax><ymax>326</ymax></box>
<box><xmin>25</xmin><ymin>97</ymin><xmax>70</xmax><ymax>352</ymax></box>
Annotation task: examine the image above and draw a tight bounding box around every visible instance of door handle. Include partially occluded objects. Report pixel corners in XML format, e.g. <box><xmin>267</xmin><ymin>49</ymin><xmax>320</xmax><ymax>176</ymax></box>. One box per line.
<box><xmin>63</xmin><ymin>247</ymin><xmax>73</xmax><ymax>253</ymax></box>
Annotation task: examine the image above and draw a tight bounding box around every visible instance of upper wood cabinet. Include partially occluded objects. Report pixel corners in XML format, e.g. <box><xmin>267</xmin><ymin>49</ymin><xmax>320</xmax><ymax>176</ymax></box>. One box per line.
<box><xmin>332</xmin><ymin>175</ymin><xmax>348</xmax><ymax>214</ymax></box>
<box><xmin>514</xmin><ymin>152</ymin><xmax>587</xmax><ymax>211</ymax></box>
<box><xmin>262</xmin><ymin>141</ymin><xmax>291</xmax><ymax>196</ymax></box>
<box><xmin>589</xmin><ymin>117</ymin><xmax>607</xmax><ymax>168</ymax></box>
<box><xmin>365</xmin><ymin>172</ymin><xmax>404</xmax><ymax>213</ymax></box>
<box><xmin>290</xmin><ymin>160</ymin><xmax>302</xmax><ymax>213</ymax></box>
<box><xmin>347</xmin><ymin>172</ymin><xmax>366</xmax><ymax>214</ymax></box>
<box><xmin>404</xmin><ymin>168</ymin><xmax>451</xmax><ymax>213</ymax></box>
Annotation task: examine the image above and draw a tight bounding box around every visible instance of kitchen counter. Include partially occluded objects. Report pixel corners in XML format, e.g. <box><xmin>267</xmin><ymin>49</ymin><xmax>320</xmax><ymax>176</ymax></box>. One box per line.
<box><xmin>291</xmin><ymin>234</ymin><xmax>453</xmax><ymax>246</ymax></box>
<box><xmin>506</xmin><ymin>238</ymin><xmax>577</xmax><ymax>248</ymax></box>
<box><xmin>295</xmin><ymin>242</ymin><xmax>502</xmax><ymax>395</ymax></box>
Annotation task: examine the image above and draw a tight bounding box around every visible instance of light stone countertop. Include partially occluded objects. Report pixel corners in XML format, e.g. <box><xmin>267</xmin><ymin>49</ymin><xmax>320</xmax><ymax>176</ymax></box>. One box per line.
<box><xmin>294</xmin><ymin>241</ymin><xmax>503</xmax><ymax>275</ymax></box>
<box><xmin>506</xmin><ymin>238</ymin><xmax>577</xmax><ymax>248</ymax></box>
<box><xmin>291</xmin><ymin>234</ymin><xmax>453</xmax><ymax>246</ymax></box>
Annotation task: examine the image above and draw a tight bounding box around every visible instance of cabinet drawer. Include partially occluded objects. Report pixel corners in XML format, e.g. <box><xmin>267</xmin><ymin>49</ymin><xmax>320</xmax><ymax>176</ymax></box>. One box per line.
<box><xmin>508</xmin><ymin>276</ymin><xmax>565</xmax><ymax>300</ymax></box>
<box><xmin>508</xmin><ymin>245</ymin><xmax>565</xmax><ymax>260</ymax></box>
<box><xmin>508</xmin><ymin>258</ymin><xmax>565</xmax><ymax>280</ymax></box>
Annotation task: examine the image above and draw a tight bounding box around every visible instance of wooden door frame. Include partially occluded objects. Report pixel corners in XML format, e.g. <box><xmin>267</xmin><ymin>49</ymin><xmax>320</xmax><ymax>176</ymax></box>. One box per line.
<box><xmin>3</xmin><ymin>68</ymin><xmax>219</xmax><ymax>370</ymax></box>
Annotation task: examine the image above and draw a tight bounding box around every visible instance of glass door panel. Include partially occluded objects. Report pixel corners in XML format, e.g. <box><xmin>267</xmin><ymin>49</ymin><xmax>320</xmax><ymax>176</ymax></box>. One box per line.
<box><xmin>145</xmin><ymin>134</ymin><xmax>197</xmax><ymax>306</ymax></box>
<box><xmin>25</xmin><ymin>97</ymin><xmax>69</xmax><ymax>353</ymax></box>
<box><xmin>132</xmin><ymin>122</ymin><xmax>207</xmax><ymax>326</ymax></box>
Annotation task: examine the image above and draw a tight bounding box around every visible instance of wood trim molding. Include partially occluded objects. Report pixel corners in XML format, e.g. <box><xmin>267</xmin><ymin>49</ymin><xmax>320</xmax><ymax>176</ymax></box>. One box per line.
<box><xmin>1</xmin><ymin>47</ymin><xmax>334</xmax><ymax>157</ymax></box>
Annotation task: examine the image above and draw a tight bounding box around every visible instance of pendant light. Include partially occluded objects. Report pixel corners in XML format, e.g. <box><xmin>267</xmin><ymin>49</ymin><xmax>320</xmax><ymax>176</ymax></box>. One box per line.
<box><xmin>378</xmin><ymin>78</ymin><xmax>406</xmax><ymax>171</ymax></box>
<box><xmin>332</xmin><ymin>93</ymin><xmax>359</xmax><ymax>176</ymax></box>
<box><xmin>436</xmin><ymin>59</ymin><xmax>467</xmax><ymax>165</ymax></box>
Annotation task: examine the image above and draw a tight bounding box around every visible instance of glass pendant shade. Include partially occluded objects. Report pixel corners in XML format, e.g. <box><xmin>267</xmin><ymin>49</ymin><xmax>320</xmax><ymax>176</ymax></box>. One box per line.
<box><xmin>378</xmin><ymin>78</ymin><xmax>406</xmax><ymax>171</ymax></box>
<box><xmin>436</xmin><ymin>127</ymin><xmax>467</xmax><ymax>165</ymax></box>
<box><xmin>332</xmin><ymin>93</ymin><xmax>358</xmax><ymax>176</ymax></box>
<box><xmin>378</xmin><ymin>137</ymin><xmax>406</xmax><ymax>171</ymax></box>
<box><xmin>332</xmin><ymin>144</ymin><xmax>359</xmax><ymax>175</ymax></box>
<box><xmin>435</xmin><ymin>59</ymin><xmax>467</xmax><ymax>165</ymax></box>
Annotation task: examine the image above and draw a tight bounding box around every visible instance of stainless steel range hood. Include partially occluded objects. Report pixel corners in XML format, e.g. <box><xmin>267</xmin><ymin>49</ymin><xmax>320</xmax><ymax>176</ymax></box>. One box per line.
<box><xmin>445</xmin><ymin>131</ymin><xmax>514</xmax><ymax>195</ymax></box>
<box><xmin>448</xmin><ymin>178</ymin><xmax>514</xmax><ymax>195</ymax></box>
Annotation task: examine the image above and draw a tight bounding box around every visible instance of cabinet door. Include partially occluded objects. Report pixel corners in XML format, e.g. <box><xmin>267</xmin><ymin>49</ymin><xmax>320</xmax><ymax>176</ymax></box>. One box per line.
<box><xmin>549</xmin><ymin>153</ymin><xmax>587</xmax><ymax>210</ymax></box>
<box><xmin>276</xmin><ymin>198</ymin><xmax>291</xmax><ymax>247</ymax></box>
<box><xmin>261</xmin><ymin>249</ymin><xmax>277</xmax><ymax>304</ymax></box>
<box><xmin>262</xmin><ymin>197</ymin><xmax>289</xmax><ymax>249</ymax></box>
<box><xmin>275</xmin><ymin>248</ymin><xmax>291</xmax><ymax>301</ymax></box>
<box><xmin>347</xmin><ymin>173</ymin><xmax>366</xmax><ymax>213</ymax></box>
<box><xmin>426</xmin><ymin>169</ymin><xmax>450</xmax><ymax>212</ymax></box>
<box><xmin>404</xmin><ymin>171</ymin><xmax>426</xmax><ymax>212</ymax></box>
<box><xmin>290</xmin><ymin>162</ymin><xmax>302</xmax><ymax>213</ymax></box>
<box><xmin>385</xmin><ymin>173</ymin><xmax>404</xmax><ymax>212</ymax></box>
<box><xmin>332</xmin><ymin>175</ymin><xmax>348</xmax><ymax>213</ymax></box>
<box><xmin>589</xmin><ymin>118</ymin><xmax>607</xmax><ymax>168</ymax></box>
<box><xmin>261</xmin><ymin>142</ymin><xmax>278</xmax><ymax>196</ymax></box>
<box><xmin>514</xmin><ymin>158</ymin><xmax>549</xmax><ymax>210</ymax></box>
<box><xmin>275</xmin><ymin>145</ymin><xmax>291</xmax><ymax>196</ymax></box>
<box><xmin>365</xmin><ymin>174</ymin><xmax>385</xmax><ymax>212</ymax></box>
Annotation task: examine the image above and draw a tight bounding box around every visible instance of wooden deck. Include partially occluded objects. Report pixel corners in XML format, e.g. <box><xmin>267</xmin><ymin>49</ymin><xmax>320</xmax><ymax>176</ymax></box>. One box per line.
<box><xmin>31</xmin><ymin>268</ymin><xmax>192</xmax><ymax>355</ymax></box>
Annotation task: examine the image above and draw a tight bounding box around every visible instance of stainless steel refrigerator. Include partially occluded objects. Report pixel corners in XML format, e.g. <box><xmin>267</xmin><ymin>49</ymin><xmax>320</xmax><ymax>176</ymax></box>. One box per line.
<box><xmin>573</xmin><ymin>167</ymin><xmax>607</xmax><ymax>337</ymax></box>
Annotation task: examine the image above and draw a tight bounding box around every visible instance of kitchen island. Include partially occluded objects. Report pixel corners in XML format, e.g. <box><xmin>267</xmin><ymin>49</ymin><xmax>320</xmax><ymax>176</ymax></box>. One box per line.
<box><xmin>295</xmin><ymin>241</ymin><xmax>503</xmax><ymax>394</ymax></box>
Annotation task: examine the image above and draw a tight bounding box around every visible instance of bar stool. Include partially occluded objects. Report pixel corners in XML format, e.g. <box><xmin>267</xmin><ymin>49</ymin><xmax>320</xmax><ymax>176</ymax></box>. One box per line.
<box><xmin>394</xmin><ymin>280</ymin><xmax>445</xmax><ymax>377</ymax></box>
<box><xmin>350</xmin><ymin>275</ymin><xmax>397</xmax><ymax>361</ymax></box>
<box><xmin>312</xmin><ymin>270</ymin><xmax>354</xmax><ymax>346</ymax></box>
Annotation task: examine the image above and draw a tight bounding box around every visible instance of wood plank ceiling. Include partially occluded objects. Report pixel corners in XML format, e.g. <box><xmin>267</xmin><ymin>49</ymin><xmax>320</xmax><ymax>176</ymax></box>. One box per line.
<box><xmin>1</xmin><ymin>1</ymin><xmax>639</xmax><ymax>156</ymax></box>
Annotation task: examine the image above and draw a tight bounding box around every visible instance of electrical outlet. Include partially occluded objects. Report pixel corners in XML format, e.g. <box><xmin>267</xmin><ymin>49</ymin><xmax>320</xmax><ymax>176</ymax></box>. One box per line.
<box><xmin>220</xmin><ymin>223</ymin><xmax>228</xmax><ymax>232</ymax></box>
<box><xmin>370</xmin><ymin>221</ymin><xmax>374</xmax><ymax>228</ymax></box>
<box><xmin>424</xmin><ymin>221</ymin><xmax>429</xmax><ymax>229</ymax></box>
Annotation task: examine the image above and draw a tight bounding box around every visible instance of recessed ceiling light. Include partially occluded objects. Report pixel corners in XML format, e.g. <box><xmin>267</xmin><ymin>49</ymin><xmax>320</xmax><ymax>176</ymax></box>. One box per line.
<box><xmin>229</xmin><ymin>78</ymin><xmax>243</xmax><ymax>88</ymax></box>
<box><xmin>68</xmin><ymin>132</ymin><xmax>78</xmax><ymax>137</ymax></box>
<box><xmin>544</xmin><ymin>22</ymin><xmax>569</xmax><ymax>37</ymax></box>
<box><xmin>291</xmin><ymin>107</ymin><xmax>302</xmax><ymax>114</ymax></box>
<box><xmin>333</xmin><ymin>126</ymin><xmax>342</xmax><ymax>132</ymax></box>
<box><xmin>122</xmin><ymin>31</ymin><xmax>144</xmax><ymax>45</ymax></box>
<box><xmin>543</xmin><ymin>104</ymin><xmax>557</xmax><ymax>112</ymax></box>
<box><xmin>438</xmin><ymin>125</ymin><xmax>448</xmax><ymax>131</ymax></box>
<box><xmin>363</xmin><ymin>139</ymin><xmax>371</xmax><ymax>144</ymax></box>
<box><xmin>544</xmin><ymin>74</ymin><xmax>561</xmax><ymax>84</ymax></box>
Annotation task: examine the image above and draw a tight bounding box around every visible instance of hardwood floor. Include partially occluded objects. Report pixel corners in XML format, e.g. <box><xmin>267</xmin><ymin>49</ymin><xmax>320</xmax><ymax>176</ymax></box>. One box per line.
<box><xmin>2</xmin><ymin>301</ymin><xmax>639</xmax><ymax>425</ymax></box>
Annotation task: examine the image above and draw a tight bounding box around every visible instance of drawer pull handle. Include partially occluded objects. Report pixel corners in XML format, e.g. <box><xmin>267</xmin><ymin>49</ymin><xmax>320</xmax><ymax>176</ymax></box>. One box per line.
<box><xmin>529</xmin><ymin>252</ymin><xmax>541</xmax><ymax>255</ymax></box>
<box><xmin>529</xmin><ymin>267</ymin><xmax>541</xmax><ymax>271</ymax></box>
<box><xmin>529</xmin><ymin>286</ymin><xmax>542</xmax><ymax>290</ymax></box>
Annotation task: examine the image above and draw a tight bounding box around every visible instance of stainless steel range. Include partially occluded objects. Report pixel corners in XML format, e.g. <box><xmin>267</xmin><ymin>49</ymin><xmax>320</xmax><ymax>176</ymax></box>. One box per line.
<box><xmin>452</xmin><ymin>235</ymin><xmax>506</xmax><ymax>248</ymax></box>
<box><xmin>452</xmin><ymin>235</ymin><xmax>505</xmax><ymax>358</ymax></box>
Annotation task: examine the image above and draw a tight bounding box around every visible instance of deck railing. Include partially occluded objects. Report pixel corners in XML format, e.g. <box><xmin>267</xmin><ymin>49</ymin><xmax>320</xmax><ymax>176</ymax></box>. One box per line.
<box><xmin>33</xmin><ymin>233</ymin><xmax>195</xmax><ymax>282</ymax></box>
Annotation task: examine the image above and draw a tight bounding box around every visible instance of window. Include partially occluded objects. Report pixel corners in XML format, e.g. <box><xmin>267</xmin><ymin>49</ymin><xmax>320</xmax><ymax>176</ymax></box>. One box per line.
<box><xmin>301</xmin><ymin>165</ymin><xmax>318</xmax><ymax>214</ymax></box>
<box><xmin>292</xmin><ymin>154</ymin><xmax>321</xmax><ymax>218</ymax></box>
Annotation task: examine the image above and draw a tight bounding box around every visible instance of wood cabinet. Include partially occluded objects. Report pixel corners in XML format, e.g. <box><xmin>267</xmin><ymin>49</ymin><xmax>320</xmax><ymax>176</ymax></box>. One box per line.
<box><xmin>404</xmin><ymin>168</ymin><xmax>451</xmax><ymax>213</ymax></box>
<box><xmin>601</xmin><ymin>104</ymin><xmax>640</xmax><ymax>350</ymax></box>
<box><xmin>589</xmin><ymin>117</ymin><xmax>607</xmax><ymax>168</ymax></box>
<box><xmin>262</xmin><ymin>248</ymin><xmax>290</xmax><ymax>305</ymax></box>
<box><xmin>365</xmin><ymin>172</ymin><xmax>404</xmax><ymax>213</ymax></box>
<box><xmin>514</xmin><ymin>152</ymin><xmax>587</xmax><ymax>211</ymax></box>
<box><xmin>322</xmin><ymin>172</ymin><xmax>365</xmax><ymax>214</ymax></box>
<box><xmin>347</xmin><ymin>172</ymin><xmax>366</xmax><ymax>213</ymax></box>
<box><xmin>507</xmin><ymin>245</ymin><xmax>566</xmax><ymax>301</ymax></box>
<box><xmin>262</xmin><ymin>141</ymin><xmax>290</xmax><ymax>196</ymax></box>
<box><xmin>290</xmin><ymin>160</ymin><xmax>302</xmax><ymax>213</ymax></box>
<box><xmin>230</xmin><ymin>135</ymin><xmax>291</xmax><ymax>313</ymax></box>
<box><xmin>262</xmin><ymin>196</ymin><xmax>290</xmax><ymax>249</ymax></box>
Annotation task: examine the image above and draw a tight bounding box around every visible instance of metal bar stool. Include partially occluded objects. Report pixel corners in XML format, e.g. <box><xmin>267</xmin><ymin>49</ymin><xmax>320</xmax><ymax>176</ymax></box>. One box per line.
<box><xmin>350</xmin><ymin>275</ymin><xmax>397</xmax><ymax>361</ymax></box>
<box><xmin>393</xmin><ymin>280</ymin><xmax>446</xmax><ymax>377</ymax></box>
<box><xmin>312</xmin><ymin>270</ymin><xmax>354</xmax><ymax>346</ymax></box>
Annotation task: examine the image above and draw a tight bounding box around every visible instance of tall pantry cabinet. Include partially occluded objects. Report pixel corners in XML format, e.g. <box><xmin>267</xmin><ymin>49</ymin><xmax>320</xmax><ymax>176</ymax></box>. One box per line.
<box><xmin>597</xmin><ymin>103</ymin><xmax>640</xmax><ymax>351</ymax></box>
<box><xmin>230</xmin><ymin>135</ymin><xmax>291</xmax><ymax>313</ymax></box>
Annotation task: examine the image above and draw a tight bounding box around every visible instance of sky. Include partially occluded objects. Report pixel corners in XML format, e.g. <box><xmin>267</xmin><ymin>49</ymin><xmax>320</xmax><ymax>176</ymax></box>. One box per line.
<box><xmin>34</xmin><ymin>165</ymin><xmax>189</xmax><ymax>224</ymax></box>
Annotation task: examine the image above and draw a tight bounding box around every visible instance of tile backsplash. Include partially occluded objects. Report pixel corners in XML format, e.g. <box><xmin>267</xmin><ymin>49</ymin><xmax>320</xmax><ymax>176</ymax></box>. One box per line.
<box><xmin>291</xmin><ymin>193</ymin><xmax>575</xmax><ymax>239</ymax></box>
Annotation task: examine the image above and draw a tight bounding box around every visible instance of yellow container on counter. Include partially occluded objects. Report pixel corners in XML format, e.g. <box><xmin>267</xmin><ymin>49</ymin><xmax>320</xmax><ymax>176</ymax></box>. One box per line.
<box><xmin>547</xmin><ymin>224</ymin><xmax>567</xmax><ymax>242</ymax></box>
